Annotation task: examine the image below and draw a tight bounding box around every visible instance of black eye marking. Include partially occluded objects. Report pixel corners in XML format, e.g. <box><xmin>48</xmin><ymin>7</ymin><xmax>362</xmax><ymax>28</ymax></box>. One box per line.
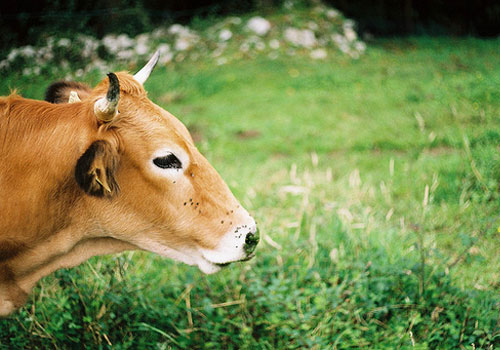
<box><xmin>153</xmin><ymin>154</ymin><xmax>182</xmax><ymax>169</ymax></box>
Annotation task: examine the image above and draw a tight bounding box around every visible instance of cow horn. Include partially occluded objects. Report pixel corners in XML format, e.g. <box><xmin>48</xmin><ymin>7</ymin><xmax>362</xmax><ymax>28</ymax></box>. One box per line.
<box><xmin>68</xmin><ymin>91</ymin><xmax>81</xmax><ymax>103</ymax></box>
<box><xmin>94</xmin><ymin>73</ymin><xmax>120</xmax><ymax>123</ymax></box>
<box><xmin>133</xmin><ymin>50</ymin><xmax>160</xmax><ymax>85</ymax></box>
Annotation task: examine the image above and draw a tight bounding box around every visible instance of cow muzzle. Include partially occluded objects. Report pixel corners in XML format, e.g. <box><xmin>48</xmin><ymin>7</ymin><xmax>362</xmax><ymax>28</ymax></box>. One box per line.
<box><xmin>198</xmin><ymin>217</ymin><xmax>259</xmax><ymax>273</ymax></box>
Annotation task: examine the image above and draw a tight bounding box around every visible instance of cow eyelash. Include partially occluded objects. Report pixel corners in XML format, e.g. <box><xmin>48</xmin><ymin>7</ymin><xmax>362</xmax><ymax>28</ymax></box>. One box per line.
<box><xmin>153</xmin><ymin>154</ymin><xmax>182</xmax><ymax>169</ymax></box>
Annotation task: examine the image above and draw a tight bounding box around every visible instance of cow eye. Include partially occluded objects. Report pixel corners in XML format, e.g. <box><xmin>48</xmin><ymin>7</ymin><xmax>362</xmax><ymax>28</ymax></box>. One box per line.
<box><xmin>153</xmin><ymin>154</ymin><xmax>182</xmax><ymax>169</ymax></box>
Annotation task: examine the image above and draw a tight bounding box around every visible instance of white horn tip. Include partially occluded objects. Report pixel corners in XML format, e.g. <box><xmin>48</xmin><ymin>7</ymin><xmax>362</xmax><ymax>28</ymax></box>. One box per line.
<box><xmin>68</xmin><ymin>91</ymin><xmax>81</xmax><ymax>103</ymax></box>
<box><xmin>133</xmin><ymin>50</ymin><xmax>160</xmax><ymax>85</ymax></box>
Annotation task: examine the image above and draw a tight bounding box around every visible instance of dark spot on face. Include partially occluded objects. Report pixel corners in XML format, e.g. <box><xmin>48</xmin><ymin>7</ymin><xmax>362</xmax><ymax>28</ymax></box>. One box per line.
<box><xmin>191</xmin><ymin>202</ymin><xmax>193</xmax><ymax>206</ymax></box>
<box><xmin>221</xmin><ymin>220</ymin><xmax>224</xmax><ymax>224</ymax></box>
<box><xmin>196</xmin><ymin>202</ymin><xmax>199</xmax><ymax>205</ymax></box>
<box><xmin>231</xmin><ymin>210</ymin><xmax>233</xmax><ymax>213</ymax></box>
<box><xmin>173</xmin><ymin>181</ymin><xmax>176</xmax><ymax>184</ymax></box>
<box><xmin>184</xmin><ymin>202</ymin><xmax>187</xmax><ymax>206</ymax></box>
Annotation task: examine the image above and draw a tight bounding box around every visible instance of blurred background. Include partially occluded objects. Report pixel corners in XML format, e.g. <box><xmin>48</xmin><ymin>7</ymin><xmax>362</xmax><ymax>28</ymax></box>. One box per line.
<box><xmin>1</xmin><ymin>0</ymin><xmax>499</xmax><ymax>52</ymax></box>
<box><xmin>0</xmin><ymin>1</ymin><xmax>499</xmax><ymax>349</ymax></box>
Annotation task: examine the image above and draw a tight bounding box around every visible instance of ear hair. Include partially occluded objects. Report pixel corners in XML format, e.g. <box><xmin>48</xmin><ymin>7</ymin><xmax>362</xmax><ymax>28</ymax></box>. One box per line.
<box><xmin>75</xmin><ymin>140</ymin><xmax>120</xmax><ymax>197</ymax></box>
<box><xmin>45</xmin><ymin>81</ymin><xmax>92</xmax><ymax>104</ymax></box>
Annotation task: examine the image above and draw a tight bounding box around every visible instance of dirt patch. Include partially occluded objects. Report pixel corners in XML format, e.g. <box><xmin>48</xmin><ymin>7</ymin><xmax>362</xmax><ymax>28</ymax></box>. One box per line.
<box><xmin>423</xmin><ymin>146</ymin><xmax>457</xmax><ymax>156</ymax></box>
<box><xmin>159</xmin><ymin>91</ymin><xmax>185</xmax><ymax>104</ymax></box>
<box><xmin>235</xmin><ymin>129</ymin><xmax>261</xmax><ymax>140</ymax></box>
<box><xmin>186</xmin><ymin>124</ymin><xmax>204</xmax><ymax>143</ymax></box>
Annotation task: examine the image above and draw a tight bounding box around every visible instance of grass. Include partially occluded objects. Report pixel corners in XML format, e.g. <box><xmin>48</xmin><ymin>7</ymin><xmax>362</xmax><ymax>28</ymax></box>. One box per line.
<box><xmin>1</xmin><ymin>37</ymin><xmax>500</xmax><ymax>349</ymax></box>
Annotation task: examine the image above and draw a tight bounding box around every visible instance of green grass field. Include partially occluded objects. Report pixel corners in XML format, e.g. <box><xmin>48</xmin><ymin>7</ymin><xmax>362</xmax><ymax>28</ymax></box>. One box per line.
<box><xmin>1</xmin><ymin>37</ymin><xmax>500</xmax><ymax>349</ymax></box>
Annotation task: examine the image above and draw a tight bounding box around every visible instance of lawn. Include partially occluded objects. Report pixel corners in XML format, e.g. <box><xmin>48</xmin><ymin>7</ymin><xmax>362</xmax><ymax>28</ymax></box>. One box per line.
<box><xmin>1</xmin><ymin>37</ymin><xmax>499</xmax><ymax>349</ymax></box>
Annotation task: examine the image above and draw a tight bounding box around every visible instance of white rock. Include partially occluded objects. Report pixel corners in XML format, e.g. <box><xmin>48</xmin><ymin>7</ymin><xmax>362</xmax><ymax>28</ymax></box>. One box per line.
<box><xmin>170</xmin><ymin>26</ymin><xmax>199</xmax><ymax>51</ymax></box>
<box><xmin>175</xmin><ymin>37</ymin><xmax>192</xmax><ymax>51</ymax></box>
<box><xmin>158</xmin><ymin>43</ymin><xmax>171</xmax><ymax>55</ymax></box>
<box><xmin>216</xmin><ymin>57</ymin><xmax>227</xmax><ymax>65</ymax></box>
<box><xmin>284</xmin><ymin>0</ymin><xmax>294</xmax><ymax>10</ymax></box>
<box><xmin>157</xmin><ymin>43</ymin><xmax>173</xmax><ymax>64</ymax></box>
<box><xmin>239</xmin><ymin>42</ymin><xmax>250</xmax><ymax>52</ymax></box>
<box><xmin>246</xmin><ymin>17</ymin><xmax>271</xmax><ymax>36</ymax></box>
<box><xmin>310</xmin><ymin>48</ymin><xmax>327</xmax><ymax>59</ymax></box>
<box><xmin>227</xmin><ymin>17</ymin><xmax>242</xmax><ymax>25</ymax></box>
<box><xmin>331</xmin><ymin>33</ymin><xmax>346</xmax><ymax>45</ymax></box>
<box><xmin>116</xmin><ymin>49</ymin><xmax>134</xmax><ymax>60</ymax></box>
<box><xmin>152</xmin><ymin>28</ymin><xmax>168</xmax><ymax>39</ymax></box>
<box><xmin>168</xmin><ymin>24</ymin><xmax>187</xmax><ymax>35</ymax></box>
<box><xmin>135</xmin><ymin>42</ymin><xmax>149</xmax><ymax>56</ymax></box>
<box><xmin>355</xmin><ymin>41</ymin><xmax>366</xmax><ymax>52</ymax></box>
<box><xmin>116</xmin><ymin>34</ymin><xmax>134</xmax><ymax>48</ymax></box>
<box><xmin>307</xmin><ymin>21</ymin><xmax>318</xmax><ymax>31</ymax></box>
<box><xmin>57</xmin><ymin>38</ymin><xmax>71</xmax><ymax>48</ymax></box>
<box><xmin>326</xmin><ymin>9</ymin><xmax>339</xmax><ymax>19</ymax></box>
<box><xmin>7</xmin><ymin>49</ymin><xmax>18</xmax><ymax>61</ymax></box>
<box><xmin>344</xmin><ymin>27</ymin><xmax>357</xmax><ymax>42</ymax></box>
<box><xmin>350</xmin><ymin>51</ymin><xmax>360</xmax><ymax>59</ymax></box>
<box><xmin>338</xmin><ymin>42</ymin><xmax>350</xmax><ymax>54</ymax></box>
<box><xmin>102</xmin><ymin>35</ymin><xmax>120</xmax><ymax>53</ymax></box>
<box><xmin>212</xmin><ymin>43</ymin><xmax>226</xmax><ymax>57</ymax></box>
<box><xmin>136</xmin><ymin>33</ymin><xmax>150</xmax><ymax>45</ymax></box>
<box><xmin>89</xmin><ymin>59</ymin><xmax>108</xmax><ymax>73</ymax></box>
<box><xmin>46</xmin><ymin>37</ymin><xmax>55</xmax><ymax>49</ymax></box>
<box><xmin>78</xmin><ymin>36</ymin><xmax>99</xmax><ymax>58</ymax></box>
<box><xmin>284</xmin><ymin>28</ymin><xmax>317</xmax><ymax>48</ymax></box>
<box><xmin>269</xmin><ymin>39</ymin><xmax>280</xmax><ymax>49</ymax></box>
<box><xmin>343</xmin><ymin>19</ymin><xmax>355</xmax><ymax>30</ymax></box>
<box><xmin>39</xmin><ymin>47</ymin><xmax>53</xmax><ymax>61</ymax></box>
<box><xmin>219</xmin><ymin>29</ymin><xmax>232</xmax><ymax>41</ymax></box>
<box><xmin>20</xmin><ymin>46</ymin><xmax>36</xmax><ymax>58</ymax></box>
<box><xmin>158</xmin><ymin>51</ymin><xmax>173</xmax><ymax>64</ymax></box>
<box><xmin>268</xmin><ymin>52</ymin><xmax>278</xmax><ymax>59</ymax></box>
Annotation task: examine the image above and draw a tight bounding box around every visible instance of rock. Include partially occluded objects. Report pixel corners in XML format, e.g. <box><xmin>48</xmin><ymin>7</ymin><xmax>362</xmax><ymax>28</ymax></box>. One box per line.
<box><xmin>219</xmin><ymin>29</ymin><xmax>233</xmax><ymax>41</ymax></box>
<box><xmin>247</xmin><ymin>17</ymin><xmax>271</xmax><ymax>36</ymax></box>
<box><xmin>310</xmin><ymin>48</ymin><xmax>327</xmax><ymax>59</ymax></box>
<box><xmin>284</xmin><ymin>28</ymin><xmax>317</xmax><ymax>48</ymax></box>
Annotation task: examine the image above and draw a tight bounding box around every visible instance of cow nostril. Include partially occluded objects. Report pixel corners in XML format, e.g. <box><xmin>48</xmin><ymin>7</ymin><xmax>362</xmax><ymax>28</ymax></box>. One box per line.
<box><xmin>244</xmin><ymin>229</ymin><xmax>259</xmax><ymax>255</ymax></box>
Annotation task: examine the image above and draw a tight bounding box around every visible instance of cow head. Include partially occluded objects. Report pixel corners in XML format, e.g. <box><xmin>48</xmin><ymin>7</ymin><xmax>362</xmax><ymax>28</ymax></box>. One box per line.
<box><xmin>64</xmin><ymin>52</ymin><xmax>258</xmax><ymax>273</ymax></box>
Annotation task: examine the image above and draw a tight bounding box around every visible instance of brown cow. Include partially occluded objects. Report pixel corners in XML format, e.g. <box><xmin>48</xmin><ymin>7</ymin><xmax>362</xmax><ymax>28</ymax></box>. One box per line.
<box><xmin>0</xmin><ymin>51</ymin><xmax>259</xmax><ymax>316</ymax></box>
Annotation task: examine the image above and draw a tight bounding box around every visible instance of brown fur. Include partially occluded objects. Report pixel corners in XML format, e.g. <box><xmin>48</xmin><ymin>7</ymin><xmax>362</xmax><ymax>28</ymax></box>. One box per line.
<box><xmin>0</xmin><ymin>72</ymin><xmax>248</xmax><ymax>316</ymax></box>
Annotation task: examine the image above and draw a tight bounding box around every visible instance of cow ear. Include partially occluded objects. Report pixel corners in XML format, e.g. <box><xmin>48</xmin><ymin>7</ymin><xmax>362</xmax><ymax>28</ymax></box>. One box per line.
<box><xmin>45</xmin><ymin>81</ymin><xmax>92</xmax><ymax>104</ymax></box>
<box><xmin>75</xmin><ymin>140</ymin><xmax>119</xmax><ymax>197</ymax></box>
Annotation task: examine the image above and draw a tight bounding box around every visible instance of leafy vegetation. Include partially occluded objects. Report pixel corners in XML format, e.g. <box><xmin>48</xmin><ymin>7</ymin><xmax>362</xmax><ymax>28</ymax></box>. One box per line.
<box><xmin>1</xmin><ymin>37</ymin><xmax>499</xmax><ymax>349</ymax></box>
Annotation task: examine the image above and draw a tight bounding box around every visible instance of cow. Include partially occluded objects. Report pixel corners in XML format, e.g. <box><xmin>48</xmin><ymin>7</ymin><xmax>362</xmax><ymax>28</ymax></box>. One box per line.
<box><xmin>0</xmin><ymin>51</ymin><xmax>259</xmax><ymax>316</ymax></box>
